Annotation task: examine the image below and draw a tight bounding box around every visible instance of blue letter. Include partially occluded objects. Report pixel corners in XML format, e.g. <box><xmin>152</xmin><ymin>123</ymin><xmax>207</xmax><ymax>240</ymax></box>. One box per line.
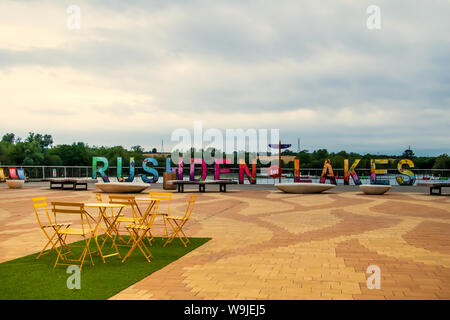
<box><xmin>141</xmin><ymin>158</ymin><xmax>159</xmax><ymax>183</ymax></box>
<box><xmin>92</xmin><ymin>157</ymin><xmax>109</xmax><ymax>182</ymax></box>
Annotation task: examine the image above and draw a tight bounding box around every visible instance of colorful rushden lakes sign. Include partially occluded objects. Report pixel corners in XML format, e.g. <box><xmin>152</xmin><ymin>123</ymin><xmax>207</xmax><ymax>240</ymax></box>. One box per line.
<box><xmin>92</xmin><ymin>156</ymin><xmax>416</xmax><ymax>185</ymax></box>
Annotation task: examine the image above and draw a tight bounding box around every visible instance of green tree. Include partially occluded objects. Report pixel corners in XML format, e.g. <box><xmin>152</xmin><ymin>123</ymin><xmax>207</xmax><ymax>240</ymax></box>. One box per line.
<box><xmin>2</xmin><ymin>133</ymin><xmax>15</xmax><ymax>144</ymax></box>
<box><xmin>23</xmin><ymin>140</ymin><xmax>44</xmax><ymax>165</ymax></box>
<box><xmin>330</xmin><ymin>155</ymin><xmax>345</xmax><ymax>168</ymax></box>
<box><xmin>22</xmin><ymin>157</ymin><xmax>34</xmax><ymax>165</ymax></box>
<box><xmin>131</xmin><ymin>145</ymin><xmax>144</xmax><ymax>153</ymax></box>
<box><xmin>0</xmin><ymin>142</ymin><xmax>9</xmax><ymax>164</ymax></box>
<box><xmin>44</xmin><ymin>154</ymin><xmax>63</xmax><ymax>166</ymax></box>
<box><xmin>433</xmin><ymin>154</ymin><xmax>450</xmax><ymax>169</ymax></box>
<box><xmin>296</xmin><ymin>151</ymin><xmax>311</xmax><ymax>167</ymax></box>
<box><xmin>25</xmin><ymin>132</ymin><xmax>53</xmax><ymax>149</ymax></box>
<box><xmin>9</xmin><ymin>142</ymin><xmax>26</xmax><ymax>164</ymax></box>
<box><xmin>312</xmin><ymin>149</ymin><xmax>329</xmax><ymax>160</ymax></box>
<box><xmin>51</xmin><ymin>143</ymin><xmax>91</xmax><ymax>166</ymax></box>
<box><xmin>402</xmin><ymin>148</ymin><xmax>415</xmax><ymax>159</ymax></box>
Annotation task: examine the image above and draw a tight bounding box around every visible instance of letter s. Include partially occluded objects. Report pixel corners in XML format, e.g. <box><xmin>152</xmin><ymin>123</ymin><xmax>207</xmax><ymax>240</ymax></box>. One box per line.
<box><xmin>141</xmin><ymin>158</ymin><xmax>159</xmax><ymax>183</ymax></box>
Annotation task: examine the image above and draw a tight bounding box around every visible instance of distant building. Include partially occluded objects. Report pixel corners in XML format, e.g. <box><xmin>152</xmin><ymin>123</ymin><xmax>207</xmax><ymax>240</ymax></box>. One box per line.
<box><xmin>143</xmin><ymin>152</ymin><xmax>171</xmax><ymax>158</ymax></box>
<box><xmin>257</xmin><ymin>155</ymin><xmax>297</xmax><ymax>164</ymax></box>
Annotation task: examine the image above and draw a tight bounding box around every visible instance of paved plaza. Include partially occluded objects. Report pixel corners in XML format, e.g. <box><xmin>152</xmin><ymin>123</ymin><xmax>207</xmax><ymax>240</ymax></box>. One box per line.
<box><xmin>0</xmin><ymin>183</ymin><xmax>449</xmax><ymax>299</ymax></box>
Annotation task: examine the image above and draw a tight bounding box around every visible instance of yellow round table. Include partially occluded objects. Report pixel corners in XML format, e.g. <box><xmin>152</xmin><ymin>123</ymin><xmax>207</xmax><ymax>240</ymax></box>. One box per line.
<box><xmin>84</xmin><ymin>203</ymin><xmax>125</xmax><ymax>263</ymax></box>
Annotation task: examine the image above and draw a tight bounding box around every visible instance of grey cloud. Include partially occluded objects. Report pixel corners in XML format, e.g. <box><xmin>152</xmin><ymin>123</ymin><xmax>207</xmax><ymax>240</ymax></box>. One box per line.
<box><xmin>1</xmin><ymin>0</ymin><xmax>449</xmax><ymax>153</ymax></box>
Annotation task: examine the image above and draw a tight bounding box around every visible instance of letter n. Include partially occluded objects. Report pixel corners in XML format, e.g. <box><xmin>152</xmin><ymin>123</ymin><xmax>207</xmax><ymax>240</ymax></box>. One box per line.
<box><xmin>239</xmin><ymin>159</ymin><xmax>256</xmax><ymax>184</ymax></box>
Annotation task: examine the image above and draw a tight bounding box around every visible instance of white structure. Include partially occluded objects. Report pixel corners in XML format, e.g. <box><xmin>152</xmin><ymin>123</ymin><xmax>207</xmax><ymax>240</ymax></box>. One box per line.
<box><xmin>359</xmin><ymin>184</ymin><xmax>391</xmax><ymax>195</ymax></box>
<box><xmin>6</xmin><ymin>180</ymin><xmax>24</xmax><ymax>189</ymax></box>
<box><xmin>275</xmin><ymin>183</ymin><xmax>336</xmax><ymax>194</ymax></box>
<box><xmin>95</xmin><ymin>182</ymin><xmax>149</xmax><ymax>193</ymax></box>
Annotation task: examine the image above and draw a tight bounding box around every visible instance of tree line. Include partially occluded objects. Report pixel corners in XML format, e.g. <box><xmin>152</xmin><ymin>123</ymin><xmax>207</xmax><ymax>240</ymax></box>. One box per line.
<box><xmin>0</xmin><ymin>132</ymin><xmax>148</xmax><ymax>167</ymax></box>
<box><xmin>0</xmin><ymin>132</ymin><xmax>449</xmax><ymax>170</ymax></box>
<box><xmin>282</xmin><ymin>148</ymin><xmax>450</xmax><ymax>170</ymax></box>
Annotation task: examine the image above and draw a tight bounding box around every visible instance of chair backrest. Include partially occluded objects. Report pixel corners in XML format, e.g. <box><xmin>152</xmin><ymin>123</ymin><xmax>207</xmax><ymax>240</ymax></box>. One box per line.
<box><xmin>9</xmin><ymin>168</ymin><xmax>18</xmax><ymax>179</ymax></box>
<box><xmin>149</xmin><ymin>192</ymin><xmax>172</xmax><ymax>214</ymax></box>
<box><xmin>149</xmin><ymin>192</ymin><xmax>173</xmax><ymax>201</ymax></box>
<box><xmin>135</xmin><ymin>199</ymin><xmax>160</xmax><ymax>230</ymax></box>
<box><xmin>17</xmin><ymin>168</ymin><xmax>27</xmax><ymax>180</ymax></box>
<box><xmin>108</xmin><ymin>195</ymin><xmax>141</xmax><ymax>218</ymax></box>
<box><xmin>181</xmin><ymin>195</ymin><xmax>196</xmax><ymax>221</ymax></box>
<box><xmin>51</xmin><ymin>202</ymin><xmax>92</xmax><ymax>233</ymax></box>
<box><xmin>96</xmin><ymin>193</ymin><xmax>103</xmax><ymax>202</ymax></box>
<box><xmin>0</xmin><ymin>168</ymin><xmax>7</xmax><ymax>179</ymax></box>
<box><xmin>32</xmin><ymin>197</ymin><xmax>53</xmax><ymax>229</ymax></box>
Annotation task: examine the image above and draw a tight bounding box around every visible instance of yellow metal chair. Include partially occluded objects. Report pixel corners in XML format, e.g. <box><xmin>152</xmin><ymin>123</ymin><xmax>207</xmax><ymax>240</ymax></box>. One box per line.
<box><xmin>32</xmin><ymin>197</ymin><xmax>71</xmax><ymax>259</ymax></box>
<box><xmin>164</xmin><ymin>195</ymin><xmax>196</xmax><ymax>247</ymax></box>
<box><xmin>52</xmin><ymin>202</ymin><xmax>95</xmax><ymax>270</ymax></box>
<box><xmin>97</xmin><ymin>192</ymin><xmax>122</xmax><ymax>217</ymax></box>
<box><xmin>122</xmin><ymin>199</ymin><xmax>160</xmax><ymax>263</ymax></box>
<box><xmin>149</xmin><ymin>192</ymin><xmax>173</xmax><ymax>237</ymax></box>
<box><xmin>109</xmin><ymin>195</ymin><xmax>143</xmax><ymax>245</ymax></box>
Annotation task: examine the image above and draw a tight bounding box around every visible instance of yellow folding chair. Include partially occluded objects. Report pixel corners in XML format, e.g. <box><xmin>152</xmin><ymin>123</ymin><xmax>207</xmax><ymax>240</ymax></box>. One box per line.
<box><xmin>32</xmin><ymin>197</ymin><xmax>71</xmax><ymax>259</ymax></box>
<box><xmin>149</xmin><ymin>192</ymin><xmax>173</xmax><ymax>237</ymax></box>
<box><xmin>109</xmin><ymin>195</ymin><xmax>143</xmax><ymax>245</ymax></box>
<box><xmin>122</xmin><ymin>199</ymin><xmax>160</xmax><ymax>263</ymax></box>
<box><xmin>164</xmin><ymin>195</ymin><xmax>196</xmax><ymax>247</ymax></box>
<box><xmin>97</xmin><ymin>193</ymin><xmax>122</xmax><ymax>218</ymax></box>
<box><xmin>52</xmin><ymin>202</ymin><xmax>95</xmax><ymax>270</ymax></box>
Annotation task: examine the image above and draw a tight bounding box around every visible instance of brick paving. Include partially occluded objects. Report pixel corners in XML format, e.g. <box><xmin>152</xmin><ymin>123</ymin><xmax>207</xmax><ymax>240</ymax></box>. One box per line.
<box><xmin>0</xmin><ymin>183</ymin><xmax>449</xmax><ymax>299</ymax></box>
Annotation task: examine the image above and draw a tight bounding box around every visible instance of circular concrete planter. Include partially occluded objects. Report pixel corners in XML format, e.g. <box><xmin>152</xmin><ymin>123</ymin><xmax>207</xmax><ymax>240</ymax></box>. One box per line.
<box><xmin>95</xmin><ymin>182</ymin><xmax>149</xmax><ymax>193</ymax></box>
<box><xmin>275</xmin><ymin>183</ymin><xmax>336</xmax><ymax>194</ymax></box>
<box><xmin>6</xmin><ymin>180</ymin><xmax>24</xmax><ymax>189</ymax></box>
<box><xmin>359</xmin><ymin>184</ymin><xmax>391</xmax><ymax>195</ymax></box>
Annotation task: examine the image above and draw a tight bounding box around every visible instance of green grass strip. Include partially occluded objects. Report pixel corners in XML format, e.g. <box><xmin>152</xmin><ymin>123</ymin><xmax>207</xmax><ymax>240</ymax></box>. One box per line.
<box><xmin>0</xmin><ymin>236</ymin><xmax>210</xmax><ymax>300</ymax></box>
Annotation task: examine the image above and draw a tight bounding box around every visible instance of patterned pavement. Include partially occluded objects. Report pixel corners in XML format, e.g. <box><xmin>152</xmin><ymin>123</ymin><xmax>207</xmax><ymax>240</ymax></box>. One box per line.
<box><xmin>0</xmin><ymin>183</ymin><xmax>449</xmax><ymax>299</ymax></box>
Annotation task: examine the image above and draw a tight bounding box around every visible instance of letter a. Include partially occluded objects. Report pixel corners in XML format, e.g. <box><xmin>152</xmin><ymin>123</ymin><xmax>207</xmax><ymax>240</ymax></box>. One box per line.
<box><xmin>320</xmin><ymin>159</ymin><xmax>336</xmax><ymax>185</ymax></box>
<box><xmin>366</xmin><ymin>5</ymin><xmax>381</xmax><ymax>30</ymax></box>
<box><xmin>366</xmin><ymin>265</ymin><xmax>381</xmax><ymax>289</ymax></box>
<box><xmin>66</xmin><ymin>265</ymin><xmax>81</xmax><ymax>289</ymax></box>
<box><xmin>67</xmin><ymin>5</ymin><xmax>81</xmax><ymax>30</ymax></box>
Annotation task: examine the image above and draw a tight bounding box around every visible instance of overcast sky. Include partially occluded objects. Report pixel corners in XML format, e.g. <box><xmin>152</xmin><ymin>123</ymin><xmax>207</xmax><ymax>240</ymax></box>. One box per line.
<box><xmin>0</xmin><ymin>0</ymin><xmax>449</xmax><ymax>155</ymax></box>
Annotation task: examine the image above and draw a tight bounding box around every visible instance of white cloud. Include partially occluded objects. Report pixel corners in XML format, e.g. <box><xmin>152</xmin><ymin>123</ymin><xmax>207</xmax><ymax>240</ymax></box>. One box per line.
<box><xmin>0</xmin><ymin>0</ymin><xmax>448</xmax><ymax>155</ymax></box>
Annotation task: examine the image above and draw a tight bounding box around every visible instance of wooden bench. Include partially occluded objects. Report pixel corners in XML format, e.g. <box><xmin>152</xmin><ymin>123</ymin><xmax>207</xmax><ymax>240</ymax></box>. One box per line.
<box><xmin>168</xmin><ymin>180</ymin><xmax>237</xmax><ymax>193</ymax></box>
<box><xmin>417</xmin><ymin>182</ymin><xmax>450</xmax><ymax>195</ymax></box>
<box><xmin>43</xmin><ymin>178</ymin><xmax>97</xmax><ymax>191</ymax></box>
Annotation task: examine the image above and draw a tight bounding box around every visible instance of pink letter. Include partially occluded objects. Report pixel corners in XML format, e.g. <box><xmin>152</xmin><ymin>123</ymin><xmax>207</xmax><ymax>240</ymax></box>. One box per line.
<box><xmin>190</xmin><ymin>158</ymin><xmax>207</xmax><ymax>181</ymax></box>
<box><xmin>239</xmin><ymin>159</ymin><xmax>256</xmax><ymax>184</ymax></box>
<box><xmin>214</xmin><ymin>159</ymin><xmax>231</xmax><ymax>180</ymax></box>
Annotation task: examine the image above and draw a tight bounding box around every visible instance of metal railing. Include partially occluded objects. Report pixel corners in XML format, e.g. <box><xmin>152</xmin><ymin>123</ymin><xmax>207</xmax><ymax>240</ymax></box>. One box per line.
<box><xmin>1</xmin><ymin>165</ymin><xmax>449</xmax><ymax>183</ymax></box>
